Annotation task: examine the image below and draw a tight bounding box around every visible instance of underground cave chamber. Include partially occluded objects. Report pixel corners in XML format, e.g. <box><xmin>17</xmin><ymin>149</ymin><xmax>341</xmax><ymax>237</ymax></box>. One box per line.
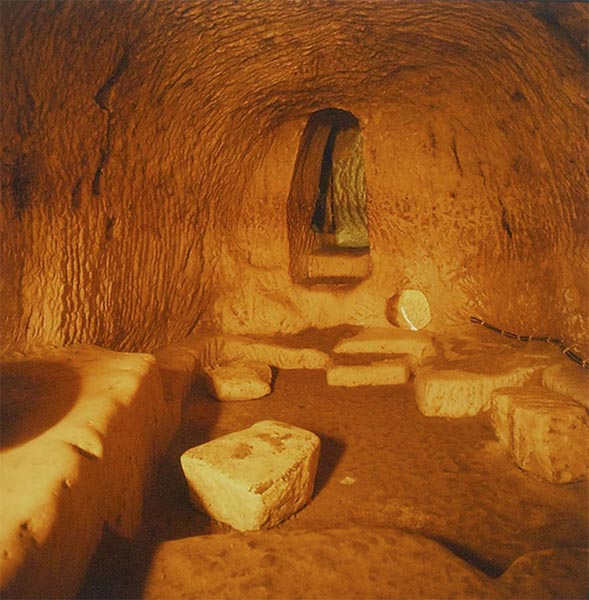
<box><xmin>0</xmin><ymin>1</ymin><xmax>588</xmax><ymax>598</ymax></box>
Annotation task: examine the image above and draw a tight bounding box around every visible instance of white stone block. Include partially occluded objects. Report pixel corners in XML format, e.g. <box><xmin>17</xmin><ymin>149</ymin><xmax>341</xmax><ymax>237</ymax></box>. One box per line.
<box><xmin>204</xmin><ymin>361</ymin><xmax>272</xmax><ymax>401</ymax></box>
<box><xmin>326</xmin><ymin>359</ymin><xmax>409</xmax><ymax>386</ymax></box>
<box><xmin>181</xmin><ymin>421</ymin><xmax>320</xmax><ymax>531</ymax></box>
<box><xmin>414</xmin><ymin>364</ymin><xmax>538</xmax><ymax>418</ymax></box>
<box><xmin>542</xmin><ymin>362</ymin><xmax>588</xmax><ymax>409</ymax></box>
<box><xmin>333</xmin><ymin>327</ymin><xmax>435</xmax><ymax>360</ymax></box>
<box><xmin>492</xmin><ymin>386</ymin><xmax>589</xmax><ymax>483</ymax></box>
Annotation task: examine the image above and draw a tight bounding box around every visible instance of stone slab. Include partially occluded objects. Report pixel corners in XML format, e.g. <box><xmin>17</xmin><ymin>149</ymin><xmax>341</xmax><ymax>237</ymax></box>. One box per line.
<box><xmin>542</xmin><ymin>361</ymin><xmax>588</xmax><ymax>409</ymax></box>
<box><xmin>491</xmin><ymin>386</ymin><xmax>589</xmax><ymax>483</ymax></box>
<box><xmin>208</xmin><ymin>335</ymin><xmax>330</xmax><ymax>370</ymax></box>
<box><xmin>326</xmin><ymin>359</ymin><xmax>410</xmax><ymax>386</ymax></box>
<box><xmin>414</xmin><ymin>364</ymin><xmax>539</xmax><ymax>418</ymax></box>
<box><xmin>333</xmin><ymin>327</ymin><xmax>435</xmax><ymax>361</ymax></box>
<box><xmin>181</xmin><ymin>421</ymin><xmax>320</xmax><ymax>531</ymax></box>
<box><xmin>204</xmin><ymin>361</ymin><xmax>272</xmax><ymax>401</ymax></box>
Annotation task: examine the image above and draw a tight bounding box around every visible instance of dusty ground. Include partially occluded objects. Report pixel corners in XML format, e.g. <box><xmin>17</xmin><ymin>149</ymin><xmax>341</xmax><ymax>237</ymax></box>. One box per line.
<box><xmin>79</xmin><ymin>331</ymin><xmax>588</xmax><ymax>599</ymax></box>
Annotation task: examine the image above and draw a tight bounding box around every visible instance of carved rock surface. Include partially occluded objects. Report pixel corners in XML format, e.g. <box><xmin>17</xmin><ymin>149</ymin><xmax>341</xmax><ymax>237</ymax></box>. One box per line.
<box><xmin>414</xmin><ymin>364</ymin><xmax>540</xmax><ymax>418</ymax></box>
<box><xmin>0</xmin><ymin>345</ymin><xmax>174</xmax><ymax>599</ymax></box>
<box><xmin>326</xmin><ymin>358</ymin><xmax>409</xmax><ymax>387</ymax></box>
<box><xmin>209</xmin><ymin>335</ymin><xmax>330</xmax><ymax>370</ymax></box>
<box><xmin>181</xmin><ymin>420</ymin><xmax>320</xmax><ymax>531</ymax></box>
<box><xmin>1</xmin><ymin>2</ymin><xmax>587</xmax><ymax>355</ymax></box>
<box><xmin>491</xmin><ymin>386</ymin><xmax>589</xmax><ymax>483</ymax></box>
<box><xmin>205</xmin><ymin>361</ymin><xmax>272</xmax><ymax>401</ymax></box>
<box><xmin>333</xmin><ymin>328</ymin><xmax>435</xmax><ymax>361</ymax></box>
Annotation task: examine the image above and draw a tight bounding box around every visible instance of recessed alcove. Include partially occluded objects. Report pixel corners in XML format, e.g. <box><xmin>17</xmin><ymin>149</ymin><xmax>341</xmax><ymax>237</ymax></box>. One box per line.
<box><xmin>287</xmin><ymin>108</ymin><xmax>372</xmax><ymax>286</ymax></box>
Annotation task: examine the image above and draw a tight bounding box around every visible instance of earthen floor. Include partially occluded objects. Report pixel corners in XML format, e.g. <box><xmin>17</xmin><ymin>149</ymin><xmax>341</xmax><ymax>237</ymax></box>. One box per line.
<box><xmin>80</xmin><ymin>357</ymin><xmax>588</xmax><ymax>599</ymax></box>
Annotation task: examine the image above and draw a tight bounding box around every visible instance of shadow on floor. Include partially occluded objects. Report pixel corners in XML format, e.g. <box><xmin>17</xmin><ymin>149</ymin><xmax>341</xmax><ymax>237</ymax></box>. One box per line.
<box><xmin>314</xmin><ymin>433</ymin><xmax>346</xmax><ymax>497</ymax></box>
<box><xmin>0</xmin><ymin>360</ymin><xmax>81</xmax><ymax>450</ymax></box>
<box><xmin>77</xmin><ymin>376</ymin><xmax>222</xmax><ymax>599</ymax></box>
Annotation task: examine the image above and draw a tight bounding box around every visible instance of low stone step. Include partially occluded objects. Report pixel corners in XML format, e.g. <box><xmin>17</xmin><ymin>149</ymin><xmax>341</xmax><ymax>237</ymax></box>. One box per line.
<box><xmin>333</xmin><ymin>327</ymin><xmax>435</xmax><ymax>362</ymax></box>
<box><xmin>181</xmin><ymin>421</ymin><xmax>320</xmax><ymax>531</ymax></box>
<box><xmin>326</xmin><ymin>358</ymin><xmax>410</xmax><ymax>387</ymax></box>
<box><xmin>306</xmin><ymin>247</ymin><xmax>371</xmax><ymax>281</ymax></box>
<box><xmin>414</xmin><ymin>363</ymin><xmax>543</xmax><ymax>418</ymax></box>
<box><xmin>204</xmin><ymin>361</ymin><xmax>272</xmax><ymax>402</ymax></box>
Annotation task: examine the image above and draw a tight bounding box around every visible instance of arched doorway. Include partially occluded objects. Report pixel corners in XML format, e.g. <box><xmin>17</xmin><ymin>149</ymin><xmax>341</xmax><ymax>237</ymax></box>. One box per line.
<box><xmin>287</xmin><ymin>109</ymin><xmax>371</xmax><ymax>285</ymax></box>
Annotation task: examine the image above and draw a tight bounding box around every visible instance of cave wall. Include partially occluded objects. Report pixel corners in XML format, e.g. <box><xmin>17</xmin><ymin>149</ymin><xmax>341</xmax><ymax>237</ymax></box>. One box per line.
<box><xmin>1</xmin><ymin>0</ymin><xmax>587</xmax><ymax>356</ymax></box>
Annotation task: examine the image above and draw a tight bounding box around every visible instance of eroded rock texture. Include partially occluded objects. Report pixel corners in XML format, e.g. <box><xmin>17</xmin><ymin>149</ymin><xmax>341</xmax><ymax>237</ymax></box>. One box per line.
<box><xmin>1</xmin><ymin>1</ymin><xmax>587</xmax><ymax>355</ymax></box>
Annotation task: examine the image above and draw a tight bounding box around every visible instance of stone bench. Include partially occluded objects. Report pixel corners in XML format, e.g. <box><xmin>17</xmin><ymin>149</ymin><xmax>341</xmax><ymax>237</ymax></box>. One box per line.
<box><xmin>0</xmin><ymin>344</ymin><xmax>188</xmax><ymax>598</ymax></box>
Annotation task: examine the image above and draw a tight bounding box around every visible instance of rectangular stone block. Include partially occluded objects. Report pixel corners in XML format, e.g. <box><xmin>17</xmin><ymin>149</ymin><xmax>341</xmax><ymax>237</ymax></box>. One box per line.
<box><xmin>542</xmin><ymin>362</ymin><xmax>588</xmax><ymax>409</ymax></box>
<box><xmin>204</xmin><ymin>361</ymin><xmax>272</xmax><ymax>401</ymax></box>
<box><xmin>326</xmin><ymin>359</ymin><xmax>409</xmax><ymax>387</ymax></box>
<box><xmin>181</xmin><ymin>421</ymin><xmax>320</xmax><ymax>531</ymax></box>
<box><xmin>333</xmin><ymin>328</ymin><xmax>435</xmax><ymax>361</ymax></box>
<box><xmin>492</xmin><ymin>386</ymin><xmax>589</xmax><ymax>483</ymax></box>
<box><xmin>209</xmin><ymin>336</ymin><xmax>330</xmax><ymax>370</ymax></box>
<box><xmin>306</xmin><ymin>248</ymin><xmax>371</xmax><ymax>280</ymax></box>
<box><xmin>414</xmin><ymin>365</ymin><xmax>538</xmax><ymax>418</ymax></box>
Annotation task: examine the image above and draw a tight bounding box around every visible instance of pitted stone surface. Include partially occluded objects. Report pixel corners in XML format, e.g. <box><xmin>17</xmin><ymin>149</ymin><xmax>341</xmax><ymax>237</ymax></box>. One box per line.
<box><xmin>491</xmin><ymin>386</ymin><xmax>589</xmax><ymax>483</ymax></box>
<box><xmin>326</xmin><ymin>358</ymin><xmax>409</xmax><ymax>387</ymax></box>
<box><xmin>181</xmin><ymin>420</ymin><xmax>320</xmax><ymax>531</ymax></box>
<box><xmin>414</xmin><ymin>364</ymin><xmax>539</xmax><ymax>418</ymax></box>
<box><xmin>205</xmin><ymin>361</ymin><xmax>272</xmax><ymax>401</ymax></box>
<box><xmin>333</xmin><ymin>328</ymin><xmax>435</xmax><ymax>361</ymax></box>
<box><xmin>209</xmin><ymin>336</ymin><xmax>330</xmax><ymax>370</ymax></box>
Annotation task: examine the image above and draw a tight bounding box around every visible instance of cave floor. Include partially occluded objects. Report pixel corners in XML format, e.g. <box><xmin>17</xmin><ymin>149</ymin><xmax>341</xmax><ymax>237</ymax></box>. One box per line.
<box><xmin>79</xmin><ymin>332</ymin><xmax>588</xmax><ymax>599</ymax></box>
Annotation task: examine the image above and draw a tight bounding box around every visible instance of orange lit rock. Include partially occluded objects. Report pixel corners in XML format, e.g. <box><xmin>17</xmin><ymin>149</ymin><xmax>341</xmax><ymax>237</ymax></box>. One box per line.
<box><xmin>326</xmin><ymin>358</ymin><xmax>409</xmax><ymax>387</ymax></box>
<box><xmin>542</xmin><ymin>361</ymin><xmax>589</xmax><ymax>409</ymax></box>
<box><xmin>386</xmin><ymin>290</ymin><xmax>431</xmax><ymax>331</ymax></box>
<box><xmin>210</xmin><ymin>335</ymin><xmax>330</xmax><ymax>370</ymax></box>
<box><xmin>414</xmin><ymin>364</ymin><xmax>540</xmax><ymax>418</ymax></box>
<box><xmin>491</xmin><ymin>386</ymin><xmax>589</xmax><ymax>483</ymax></box>
<box><xmin>0</xmin><ymin>345</ymin><xmax>175</xmax><ymax>598</ymax></box>
<box><xmin>205</xmin><ymin>361</ymin><xmax>272</xmax><ymax>402</ymax></box>
<box><xmin>333</xmin><ymin>327</ymin><xmax>435</xmax><ymax>362</ymax></box>
<box><xmin>142</xmin><ymin>527</ymin><xmax>501</xmax><ymax>600</ymax></box>
<box><xmin>181</xmin><ymin>421</ymin><xmax>320</xmax><ymax>531</ymax></box>
<box><xmin>1</xmin><ymin>2</ymin><xmax>586</xmax><ymax>355</ymax></box>
<box><xmin>306</xmin><ymin>247</ymin><xmax>371</xmax><ymax>282</ymax></box>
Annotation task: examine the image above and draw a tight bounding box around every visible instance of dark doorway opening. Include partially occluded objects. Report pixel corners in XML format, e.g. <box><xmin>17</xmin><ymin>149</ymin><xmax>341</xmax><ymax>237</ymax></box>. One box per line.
<box><xmin>287</xmin><ymin>109</ymin><xmax>371</xmax><ymax>285</ymax></box>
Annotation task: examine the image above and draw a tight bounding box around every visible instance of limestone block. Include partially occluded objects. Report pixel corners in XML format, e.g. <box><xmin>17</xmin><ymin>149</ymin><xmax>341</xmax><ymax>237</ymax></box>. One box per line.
<box><xmin>542</xmin><ymin>362</ymin><xmax>588</xmax><ymax>409</ymax></box>
<box><xmin>333</xmin><ymin>327</ymin><xmax>435</xmax><ymax>361</ymax></box>
<box><xmin>491</xmin><ymin>387</ymin><xmax>589</xmax><ymax>483</ymax></box>
<box><xmin>306</xmin><ymin>248</ymin><xmax>371</xmax><ymax>280</ymax></box>
<box><xmin>385</xmin><ymin>290</ymin><xmax>431</xmax><ymax>331</ymax></box>
<box><xmin>210</xmin><ymin>335</ymin><xmax>330</xmax><ymax>370</ymax></box>
<box><xmin>414</xmin><ymin>364</ymin><xmax>538</xmax><ymax>418</ymax></box>
<box><xmin>181</xmin><ymin>421</ymin><xmax>320</xmax><ymax>531</ymax></box>
<box><xmin>326</xmin><ymin>359</ymin><xmax>409</xmax><ymax>386</ymax></box>
<box><xmin>204</xmin><ymin>361</ymin><xmax>272</xmax><ymax>401</ymax></box>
